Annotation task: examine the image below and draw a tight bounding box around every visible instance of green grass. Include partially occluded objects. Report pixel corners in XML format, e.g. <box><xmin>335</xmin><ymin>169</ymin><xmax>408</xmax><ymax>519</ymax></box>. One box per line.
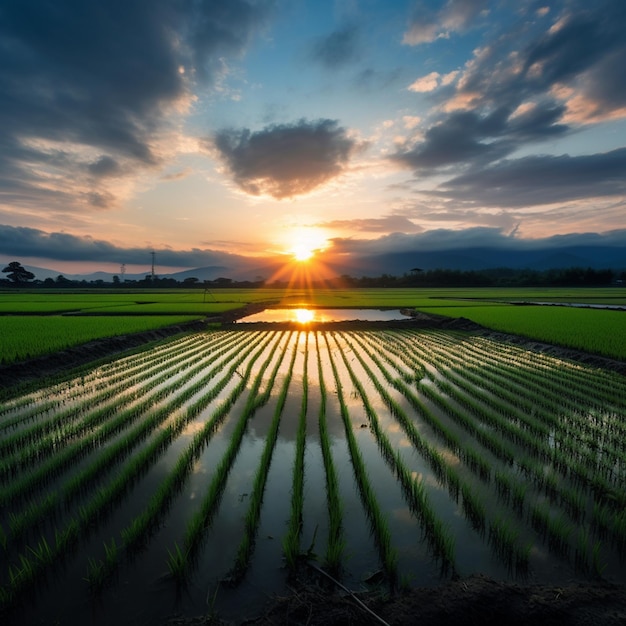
<box><xmin>1</xmin><ymin>286</ymin><xmax>624</xmax><ymax>364</ymax></box>
<box><xmin>420</xmin><ymin>305</ymin><xmax>626</xmax><ymax>360</ymax></box>
<box><xmin>0</xmin><ymin>315</ymin><xmax>201</xmax><ymax>364</ymax></box>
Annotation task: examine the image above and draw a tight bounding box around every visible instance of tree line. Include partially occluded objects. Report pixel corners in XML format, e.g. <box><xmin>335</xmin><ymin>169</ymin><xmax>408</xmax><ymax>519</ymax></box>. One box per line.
<box><xmin>2</xmin><ymin>260</ymin><xmax>622</xmax><ymax>289</ymax></box>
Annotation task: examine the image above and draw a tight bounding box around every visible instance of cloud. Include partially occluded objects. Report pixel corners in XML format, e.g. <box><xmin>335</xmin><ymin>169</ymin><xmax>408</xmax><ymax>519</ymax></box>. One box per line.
<box><xmin>393</xmin><ymin>1</ymin><xmax>626</xmax><ymax>185</ymax></box>
<box><xmin>403</xmin><ymin>0</ymin><xmax>489</xmax><ymax>45</ymax></box>
<box><xmin>391</xmin><ymin>109</ymin><xmax>517</xmax><ymax>170</ymax></box>
<box><xmin>212</xmin><ymin>119</ymin><xmax>361</xmax><ymax>199</ymax></box>
<box><xmin>328</xmin><ymin>226</ymin><xmax>626</xmax><ymax>257</ymax></box>
<box><xmin>0</xmin><ymin>224</ymin><xmax>254</xmax><ymax>268</ymax></box>
<box><xmin>310</xmin><ymin>24</ymin><xmax>360</xmax><ymax>69</ymax></box>
<box><xmin>435</xmin><ymin>147</ymin><xmax>626</xmax><ymax>207</ymax></box>
<box><xmin>317</xmin><ymin>216</ymin><xmax>423</xmax><ymax>233</ymax></box>
<box><xmin>408</xmin><ymin>72</ymin><xmax>441</xmax><ymax>93</ymax></box>
<box><xmin>0</xmin><ymin>0</ymin><xmax>274</xmax><ymax>213</ymax></box>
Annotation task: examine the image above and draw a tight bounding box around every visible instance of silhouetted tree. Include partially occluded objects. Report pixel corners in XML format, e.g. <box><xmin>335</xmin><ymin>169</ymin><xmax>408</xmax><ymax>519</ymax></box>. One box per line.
<box><xmin>2</xmin><ymin>261</ymin><xmax>35</xmax><ymax>285</ymax></box>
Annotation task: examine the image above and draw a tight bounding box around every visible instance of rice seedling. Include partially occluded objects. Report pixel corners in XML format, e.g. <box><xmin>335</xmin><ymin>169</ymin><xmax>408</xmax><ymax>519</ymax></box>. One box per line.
<box><xmin>283</xmin><ymin>333</ymin><xmax>308</xmax><ymax>572</ymax></box>
<box><xmin>314</xmin><ymin>333</ymin><xmax>344</xmax><ymax>573</ymax></box>
<box><xmin>231</xmin><ymin>333</ymin><xmax>299</xmax><ymax>581</ymax></box>
<box><xmin>166</xmin><ymin>542</ymin><xmax>188</xmax><ymax>583</ymax></box>
<box><xmin>324</xmin><ymin>333</ymin><xmax>398</xmax><ymax>582</ymax></box>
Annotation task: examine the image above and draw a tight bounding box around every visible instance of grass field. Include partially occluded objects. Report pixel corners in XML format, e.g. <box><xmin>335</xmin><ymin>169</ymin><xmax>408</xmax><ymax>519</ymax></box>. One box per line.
<box><xmin>0</xmin><ymin>287</ymin><xmax>624</xmax><ymax>364</ymax></box>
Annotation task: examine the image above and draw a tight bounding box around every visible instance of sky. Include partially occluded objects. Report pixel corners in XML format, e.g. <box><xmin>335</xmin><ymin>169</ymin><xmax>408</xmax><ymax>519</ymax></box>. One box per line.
<box><xmin>1</xmin><ymin>0</ymin><xmax>625</xmax><ymax>276</ymax></box>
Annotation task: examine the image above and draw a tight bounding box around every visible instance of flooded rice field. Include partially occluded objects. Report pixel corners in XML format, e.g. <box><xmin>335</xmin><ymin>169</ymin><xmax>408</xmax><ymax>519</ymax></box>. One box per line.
<box><xmin>1</xmin><ymin>328</ymin><xmax>626</xmax><ymax>625</ymax></box>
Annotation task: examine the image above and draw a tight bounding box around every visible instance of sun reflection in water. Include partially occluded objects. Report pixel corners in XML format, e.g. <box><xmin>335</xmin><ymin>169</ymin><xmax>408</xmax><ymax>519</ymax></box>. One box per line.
<box><xmin>294</xmin><ymin>308</ymin><xmax>314</xmax><ymax>323</ymax></box>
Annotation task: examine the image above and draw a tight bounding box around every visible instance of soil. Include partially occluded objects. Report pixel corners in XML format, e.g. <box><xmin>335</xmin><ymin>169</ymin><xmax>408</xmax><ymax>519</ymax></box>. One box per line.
<box><xmin>253</xmin><ymin>575</ymin><xmax>626</xmax><ymax>626</ymax></box>
<box><xmin>164</xmin><ymin>574</ymin><xmax>626</xmax><ymax>626</ymax></box>
<box><xmin>2</xmin><ymin>305</ymin><xmax>625</xmax><ymax>623</ymax></box>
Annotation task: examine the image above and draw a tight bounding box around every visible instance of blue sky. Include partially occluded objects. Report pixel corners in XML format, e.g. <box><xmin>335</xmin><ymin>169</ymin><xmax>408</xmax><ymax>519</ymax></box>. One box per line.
<box><xmin>1</xmin><ymin>0</ymin><xmax>625</xmax><ymax>274</ymax></box>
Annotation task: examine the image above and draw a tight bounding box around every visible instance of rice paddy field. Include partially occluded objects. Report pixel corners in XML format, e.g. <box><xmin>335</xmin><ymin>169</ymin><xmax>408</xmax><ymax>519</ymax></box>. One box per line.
<box><xmin>0</xmin><ymin>286</ymin><xmax>625</xmax><ymax>623</ymax></box>
<box><xmin>1</xmin><ymin>286</ymin><xmax>625</xmax><ymax>364</ymax></box>
<box><xmin>1</xmin><ymin>323</ymin><xmax>626</xmax><ymax>625</ymax></box>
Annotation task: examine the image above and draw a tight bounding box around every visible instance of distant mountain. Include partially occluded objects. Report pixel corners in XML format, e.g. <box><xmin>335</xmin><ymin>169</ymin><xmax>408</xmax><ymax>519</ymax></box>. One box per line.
<box><xmin>333</xmin><ymin>245</ymin><xmax>626</xmax><ymax>276</ymax></box>
<box><xmin>8</xmin><ymin>242</ymin><xmax>625</xmax><ymax>283</ymax></box>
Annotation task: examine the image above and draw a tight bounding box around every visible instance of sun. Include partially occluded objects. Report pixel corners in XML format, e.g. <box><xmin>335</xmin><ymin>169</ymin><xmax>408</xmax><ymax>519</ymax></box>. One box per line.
<box><xmin>287</xmin><ymin>228</ymin><xmax>328</xmax><ymax>262</ymax></box>
<box><xmin>292</xmin><ymin>242</ymin><xmax>316</xmax><ymax>262</ymax></box>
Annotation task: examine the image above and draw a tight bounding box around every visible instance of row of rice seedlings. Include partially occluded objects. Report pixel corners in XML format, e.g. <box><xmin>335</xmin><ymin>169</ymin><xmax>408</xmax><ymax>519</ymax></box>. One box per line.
<box><xmin>323</xmin><ymin>333</ymin><xmax>398</xmax><ymax>582</ymax></box>
<box><xmin>283</xmin><ymin>333</ymin><xmax>309</xmax><ymax>572</ymax></box>
<box><xmin>419</xmin><ymin>341</ymin><xmax>625</xmax><ymax>508</ymax></box>
<box><xmin>446</xmin><ymin>332</ymin><xmax>626</xmax><ymax>413</ymax></box>
<box><xmin>314</xmin><ymin>333</ymin><xmax>344</xmax><ymax>572</ymax></box>
<box><xmin>1</xmin><ymin>332</ymin><xmax>275</xmax><ymax>603</ymax></box>
<box><xmin>350</xmin><ymin>332</ymin><xmax>537</xmax><ymax>570</ymax></box>
<box><xmin>4</xmin><ymin>332</ymin><xmax>259</xmax><ymax>545</ymax></box>
<box><xmin>0</xmin><ymin>333</ymin><xmax>248</xmax><ymax>504</ymax></box>
<box><xmin>117</xmin><ymin>331</ymin><xmax>281</xmax><ymax>580</ymax></box>
<box><xmin>337</xmin><ymin>333</ymin><xmax>456</xmax><ymax>570</ymax></box>
<box><xmin>0</xmin><ymin>332</ymin><xmax>212</xmax><ymax>428</ymax></box>
<box><xmin>425</xmin><ymin>334</ymin><xmax>626</xmax><ymax>491</ymax></box>
<box><xmin>176</xmin><ymin>332</ymin><xmax>290</xmax><ymax>576</ymax></box>
<box><xmin>230</xmin><ymin>333</ymin><xmax>301</xmax><ymax>582</ymax></box>
<box><xmin>530</xmin><ymin>502</ymin><xmax>574</xmax><ymax>557</ymax></box>
<box><xmin>382</xmin><ymin>334</ymin><xmax>581</xmax><ymax>490</ymax></box>
<box><xmin>591</xmin><ymin>501</ymin><xmax>626</xmax><ymax>550</ymax></box>
<box><xmin>488</xmin><ymin>516</ymin><xmax>532</xmax><ymax>569</ymax></box>
<box><xmin>354</xmin><ymin>334</ymin><xmax>477</xmax><ymax>477</ymax></box>
<box><xmin>420</xmin><ymin>331</ymin><xmax>626</xmax><ymax>444</ymax></box>
<box><xmin>0</xmin><ymin>331</ymin><xmax>233</xmax><ymax>460</ymax></box>
<box><xmin>373</xmin><ymin>331</ymin><xmax>620</xmax><ymax>570</ymax></box>
<box><xmin>383</xmin><ymin>331</ymin><xmax>620</xmax><ymax>501</ymax></box>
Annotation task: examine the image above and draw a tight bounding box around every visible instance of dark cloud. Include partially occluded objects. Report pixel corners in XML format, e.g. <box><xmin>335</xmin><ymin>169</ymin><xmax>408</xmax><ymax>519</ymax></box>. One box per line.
<box><xmin>404</xmin><ymin>0</ymin><xmax>489</xmax><ymax>45</ymax></box>
<box><xmin>0</xmin><ymin>224</ymin><xmax>252</xmax><ymax>268</ymax></box>
<box><xmin>451</xmin><ymin>1</ymin><xmax>626</xmax><ymax>115</ymax></box>
<box><xmin>0</xmin><ymin>0</ymin><xmax>274</xmax><ymax>211</ymax></box>
<box><xmin>436</xmin><ymin>148</ymin><xmax>626</xmax><ymax>207</ymax></box>
<box><xmin>395</xmin><ymin>0</ymin><xmax>626</xmax><ymax>208</ymax></box>
<box><xmin>328</xmin><ymin>226</ymin><xmax>626</xmax><ymax>256</ymax></box>
<box><xmin>317</xmin><ymin>216</ymin><xmax>422</xmax><ymax>233</ymax></box>
<box><xmin>310</xmin><ymin>24</ymin><xmax>360</xmax><ymax>69</ymax></box>
<box><xmin>392</xmin><ymin>104</ymin><xmax>568</xmax><ymax>171</ymax></box>
<box><xmin>212</xmin><ymin>119</ymin><xmax>360</xmax><ymax>198</ymax></box>
<box><xmin>87</xmin><ymin>157</ymin><xmax>122</xmax><ymax>178</ymax></box>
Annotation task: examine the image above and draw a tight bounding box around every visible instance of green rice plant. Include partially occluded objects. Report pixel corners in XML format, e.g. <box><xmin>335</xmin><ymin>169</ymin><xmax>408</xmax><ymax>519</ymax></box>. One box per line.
<box><xmin>489</xmin><ymin>516</ymin><xmax>529</xmax><ymax>569</ymax></box>
<box><xmin>592</xmin><ymin>541</ymin><xmax>607</xmax><ymax>576</ymax></box>
<box><xmin>181</xmin><ymin>333</ymin><xmax>285</xmax><ymax>565</ymax></box>
<box><xmin>26</xmin><ymin>536</ymin><xmax>53</xmax><ymax>566</ymax></box>
<box><xmin>0</xmin><ymin>315</ymin><xmax>203</xmax><ymax>365</ymax></box>
<box><xmin>460</xmin><ymin>483</ymin><xmax>486</xmax><ymax>532</ymax></box>
<box><xmin>166</xmin><ymin>542</ymin><xmax>188</xmax><ymax>583</ymax></box>
<box><xmin>84</xmin><ymin>557</ymin><xmax>106</xmax><ymax>590</ymax></box>
<box><xmin>339</xmin><ymin>333</ymin><xmax>456</xmax><ymax>571</ymax></box>
<box><xmin>324</xmin><ymin>333</ymin><xmax>398</xmax><ymax>581</ymax></box>
<box><xmin>231</xmin><ymin>333</ymin><xmax>299</xmax><ymax>580</ymax></box>
<box><xmin>315</xmin><ymin>333</ymin><xmax>344</xmax><ymax>572</ymax></box>
<box><xmin>283</xmin><ymin>333</ymin><xmax>309</xmax><ymax>572</ymax></box>
<box><xmin>575</xmin><ymin>527</ymin><xmax>590</xmax><ymax>569</ymax></box>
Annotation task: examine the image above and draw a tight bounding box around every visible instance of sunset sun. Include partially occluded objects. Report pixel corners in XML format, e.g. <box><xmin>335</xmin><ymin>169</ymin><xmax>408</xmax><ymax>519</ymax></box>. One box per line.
<box><xmin>287</xmin><ymin>228</ymin><xmax>328</xmax><ymax>262</ymax></box>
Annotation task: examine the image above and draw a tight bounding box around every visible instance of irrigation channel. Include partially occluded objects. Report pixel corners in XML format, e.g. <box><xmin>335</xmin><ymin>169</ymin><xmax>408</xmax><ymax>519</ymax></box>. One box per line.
<box><xmin>1</xmin><ymin>327</ymin><xmax>626</xmax><ymax>624</ymax></box>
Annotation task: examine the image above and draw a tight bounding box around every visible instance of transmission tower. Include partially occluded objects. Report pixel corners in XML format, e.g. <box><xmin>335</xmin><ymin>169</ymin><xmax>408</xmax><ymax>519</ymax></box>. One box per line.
<box><xmin>120</xmin><ymin>263</ymin><xmax>126</xmax><ymax>282</ymax></box>
<box><xmin>150</xmin><ymin>251</ymin><xmax>156</xmax><ymax>280</ymax></box>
